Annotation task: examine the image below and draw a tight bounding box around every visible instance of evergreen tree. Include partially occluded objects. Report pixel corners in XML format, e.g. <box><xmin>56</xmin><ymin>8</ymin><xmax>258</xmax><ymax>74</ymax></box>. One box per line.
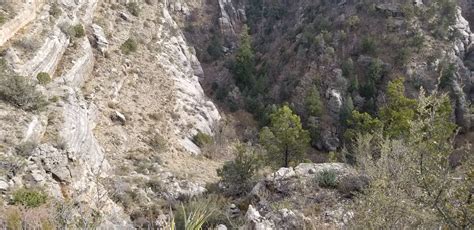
<box><xmin>344</xmin><ymin>110</ymin><xmax>383</xmax><ymax>142</ymax></box>
<box><xmin>306</xmin><ymin>86</ymin><xmax>323</xmax><ymax>117</ymax></box>
<box><xmin>340</xmin><ymin>96</ymin><xmax>354</xmax><ymax>128</ymax></box>
<box><xmin>217</xmin><ymin>144</ymin><xmax>259</xmax><ymax>196</ymax></box>
<box><xmin>259</xmin><ymin>105</ymin><xmax>310</xmax><ymax>168</ymax></box>
<box><xmin>233</xmin><ymin>25</ymin><xmax>256</xmax><ymax>90</ymax></box>
<box><xmin>379</xmin><ymin>78</ymin><xmax>416</xmax><ymax>138</ymax></box>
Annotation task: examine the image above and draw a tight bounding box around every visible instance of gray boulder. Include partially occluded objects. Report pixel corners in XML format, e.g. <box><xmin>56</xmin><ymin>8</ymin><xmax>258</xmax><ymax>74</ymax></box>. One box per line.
<box><xmin>91</xmin><ymin>24</ymin><xmax>109</xmax><ymax>55</ymax></box>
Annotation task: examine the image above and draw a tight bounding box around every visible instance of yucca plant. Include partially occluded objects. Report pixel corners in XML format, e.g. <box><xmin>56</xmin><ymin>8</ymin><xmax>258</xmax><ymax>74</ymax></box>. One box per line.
<box><xmin>182</xmin><ymin>203</ymin><xmax>214</xmax><ymax>230</ymax></box>
<box><xmin>170</xmin><ymin>200</ymin><xmax>216</xmax><ymax>230</ymax></box>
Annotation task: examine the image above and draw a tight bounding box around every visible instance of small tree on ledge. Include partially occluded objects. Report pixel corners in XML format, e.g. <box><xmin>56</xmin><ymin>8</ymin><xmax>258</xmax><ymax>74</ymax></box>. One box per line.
<box><xmin>259</xmin><ymin>105</ymin><xmax>310</xmax><ymax>168</ymax></box>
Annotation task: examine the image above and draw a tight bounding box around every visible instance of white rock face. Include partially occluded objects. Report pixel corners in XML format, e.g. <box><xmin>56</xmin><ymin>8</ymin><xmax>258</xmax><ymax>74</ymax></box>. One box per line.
<box><xmin>450</xmin><ymin>8</ymin><xmax>473</xmax><ymax>129</ymax></box>
<box><xmin>158</xmin><ymin>5</ymin><xmax>221</xmax><ymax>154</ymax></box>
<box><xmin>217</xmin><ymin>0</ymin><xmax>245</xmax><ymax>41</ymax></box>
<box><xmin>0</xmin><ymin>0</ymin><xmax>44</xmax><ymax>46</ymax></box>
<box><xmin>91</xmin><ymin>24</ymin><xmax>109</xmax><ymax>54</ymax></box>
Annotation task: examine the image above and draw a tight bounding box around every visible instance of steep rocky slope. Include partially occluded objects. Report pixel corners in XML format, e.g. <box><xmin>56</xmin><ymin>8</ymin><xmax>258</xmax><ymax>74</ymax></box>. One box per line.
<box><xmin>0</xmin><ymin>0</ymin><xmax>225</xmax><ymax>227</ymax></box>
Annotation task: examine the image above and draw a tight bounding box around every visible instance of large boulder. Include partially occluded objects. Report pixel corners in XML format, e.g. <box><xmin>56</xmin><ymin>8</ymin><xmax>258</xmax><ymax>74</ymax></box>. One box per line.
<box><xmin>31</xmin><ymin>144</ymin><xmax>77</xmax><ymax>183</ymax></box>
<box><xmin>91</xmin><ymin>24</ymin><xmax>109</xmax><ymax>55</ymax></box>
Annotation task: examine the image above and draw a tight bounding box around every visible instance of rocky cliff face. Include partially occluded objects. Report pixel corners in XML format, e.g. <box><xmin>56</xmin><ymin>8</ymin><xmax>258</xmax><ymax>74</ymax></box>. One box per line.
<box><xmin>0</xmin><ymin>0</ymin><xmax>222</xmax><ymax>226</ymax></box>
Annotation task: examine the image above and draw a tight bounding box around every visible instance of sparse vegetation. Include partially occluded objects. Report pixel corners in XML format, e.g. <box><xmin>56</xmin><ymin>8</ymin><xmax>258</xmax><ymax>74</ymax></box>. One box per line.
<box><xmin>315</xmin><ymin>170</ymin><xmax>338</xmax><ymax>188</ymax></box>
<box><xmin>148</xmin><ymin>133</ymin><xmax>167</xmax><ymax>152</ymax></box>
<box><xmin>192</xmin><ymin>131</ymin><xmax>212</xmax><ymax>148</ymax></box>
<box><xmin>13</xmin><ymin>38</ymin><xmax>41</xmax><ymax>51</ymax></box>
<box><xmin>73</xmin><ymin>24</ymin><xmax>85</xmax><ymax>38</ymax></box>
<box><xmin>0</xmin><ymin>62</ymin><xmax>48</xmax><ymax>111</ymax></box>
<box><xmin>0</xmin><ymin>12</ymin><xmax>6</xmax><ymax>25</ymax></box>
<box><xmin>174</xmin><ymin>196</ymin><xmax>234</xmax><ymax>229</ymax></box>
<box><xmin>121</xmin><ymin>38</ymin><xmax>138</xmax><ymax>55</ymax></box>
<box><xmin>15</xmin><ymin>141</ymin><xmax>37</xmax><ymax>158</ymax></box>
<box><xmin>12</xmin><ymin>188</ymin><xmax>48</xmax><ymax>208</ymax></box>
<box><xmin>36</xmin><ymin>72</ymin><xmax>52</xmax><ymax>85</ymax></box>
<box><xmin>49</xmin><ymin>3</ymin><xmax>62</xmax><ymax>18</ymax></box>
<box><xmin>360</xmin><ymin>36</ymin><xmax>377</xmax><ymax>55</ymax></box>
<box><xmin>217</xmin><ymin>144</ymin><xmax>259</xmax><ymax>196</ymax></box>
<box><xmin>126</xmin><ymin>3</ymin><xmax>140</xmax><ymax>17</ymax></box>
<box><xmin>0</xmin><ymin>1</ymin><xmax>472</xmax><ymax>229</ymax></box>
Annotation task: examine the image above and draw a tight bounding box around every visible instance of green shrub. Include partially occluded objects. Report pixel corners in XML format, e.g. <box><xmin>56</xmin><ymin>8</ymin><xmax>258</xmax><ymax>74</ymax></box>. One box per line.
<box><xmin>316</xmin><ymin>170</ymin><xmax>338</xmax><ymax>188</ymax></box>
<box><xmin>217</xmin><ymin>145</ymin><xmax>259</xmax><ymax>196</ymax></box>
<box><xmin>346</xmin><ymin>15</ymin><xmax>360</xmax><ymax>29</ymax></box>
<box><xmin>395</xmin><ymin>48</ymin><xmax>410</xmax><ymax>66</ymax></box>
<box><xmin>206</xmin><ymin>36</ymin><xmax>223</xmax><ymax>60</ymax></box>
<box><xmin>121</xmin><ymin>38</ymin><xmax>138</xmax><ymax>55</ymax></box>
<box><xmin>49</xmin><ymin>4</ymin><xmax>62</xmax><ymax>18</ymax></box>
<box><xmin>305</xmin><ymin>86</ymin><xmax>323</xmax><ymax>117</ymax></box>
<box><xmin>439</xmin><ymin>62</ymin><xmax>456</xmax><ymax>89</ymax></box>
<box><xmin>126</xmin><ymin>3</ymin><xmax>140</xmax><ymax>17</ymax></box>
<box><xmin>410</xmin><ymin>33</ymin><xmax>424</xmax><ymax>50</ymax></box>
<box><xmin>0</xmin><ymin>12</ymin><xmax>6</xmax><ymax>25</ymax></box>
<box><xmin>342</xmin><ymin>58</ymin><xmax>354</xmax><ymax>78</ymax></box>
<box><xmin>192</xmin><ymin>131</ymin><xmax>212</xmax><ymax>147</ymax></box>
<box><xmin>73</xmin><ymin>24</ymin><xmax>85</xmax><ymax>38</ymax></box>
<box><xmin>0</xmin><ymin>67</ymin><xmax>48</xmax><ymax>111</ymax></box>
<box><xmin>12</xmin><ymin>188</ymin><xmax>48</xmax><ymax>208</ymax></box>
<box><xmin>360</xmin><ymin>37</ymin><xmax>377</xmax><ymax>55</ymax></box>
<box><xmin>337</xmin><ymin>175</ymin><xmax>370</xmax><ymax>197</ymax></box>
<box><xmin>36</xmin><ymin>72</ymin><xmax>52</xmax><ymax>85</ymax></box>
<box><xmin>148</xmin><ymin>134</ymin><xmax>167</xmax><ymax>152</ymax></box>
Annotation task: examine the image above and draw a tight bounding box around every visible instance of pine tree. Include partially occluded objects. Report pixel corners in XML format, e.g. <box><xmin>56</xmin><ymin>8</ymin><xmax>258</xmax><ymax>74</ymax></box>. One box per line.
<box><xmin>306</xmin><ymin>86</ymin><xmax>323</xmax><ymax>117</ymax></box>
<box><xmin>233</xmin><ymin>25</ymin><xmax>256</xmax><ymax>90</ymax></box>
<box><xmin>379</xmin><ymin>78</ymin><xmax>416</xmax><ymax>138</ymax></box>
<box><xmin>259</xmin><ymin>105</ymin><xmax>310</xmax><ymax>168</ymax></box>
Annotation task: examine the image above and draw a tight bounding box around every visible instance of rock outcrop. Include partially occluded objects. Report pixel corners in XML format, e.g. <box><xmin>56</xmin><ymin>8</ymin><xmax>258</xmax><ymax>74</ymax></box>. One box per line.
<box><xmin>218</xmin><ymin>0</ymin><xmax>246</xmax><ymax>43</ymax></box>
<box><xmin>245</xmin><ymin>163</ymin><xmax>358</xmax><ymax>228</ymax></box>
<box><xmin>0</xmin><ymin>0</ymin><xmax>44</xmax><ymax>46</ymax></box>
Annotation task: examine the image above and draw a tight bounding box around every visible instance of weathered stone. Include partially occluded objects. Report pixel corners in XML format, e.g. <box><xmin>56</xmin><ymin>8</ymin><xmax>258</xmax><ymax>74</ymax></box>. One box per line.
<box><xmin>111</xmin><ymin>111</ymin><xmax>126</xmax><ymax>125</ymax></box>
<box><xmin>31</xmin><ymin>169</ymin><xmax>45</xmax><ymax>183</ymax></box>
<box><xmin>267</xmin><ymin>167</ymin><xmax>296</xmax><ymax>181</ymax></box>
<box><xmin>244</xmin><ymin>205</ymin><xmax>275</xmax><ymax>230</ymax></box>
<box><xmin>216</xmin><ymin>224</ymin><xmax>227</xmax><ymax>230</ymax></box>
<box><xmin>91</xmin><ymin>24</ymin><xmax>109</xmax><ymax>55</ymax></box>
<box><xmin>157</xmin><ymin>172</ymin><xmax>207</xmax><ymax>200</ymax></box>
<box><xmin>294</xmin><ymin>163</ymin><xmax>353</xmax><ymax>178</ymax></box>
<box><xmin>376</xmin><ymin>4</ymin><xmax>404</xmax><ymax>17</ymax></box>
<box><xmin>119</xmin><ymin>12</ymin><xmax>132</xmax><ymax>21</ymax></box>
<box><xmin>31</xmin><ymin>144</ymin><xmax>72</xmax><ymax>182</ymax></box>
<box><xmin>0</xmin><ymin>180</ymin><xmax>9</xmax><ymax>191</ymax></box>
